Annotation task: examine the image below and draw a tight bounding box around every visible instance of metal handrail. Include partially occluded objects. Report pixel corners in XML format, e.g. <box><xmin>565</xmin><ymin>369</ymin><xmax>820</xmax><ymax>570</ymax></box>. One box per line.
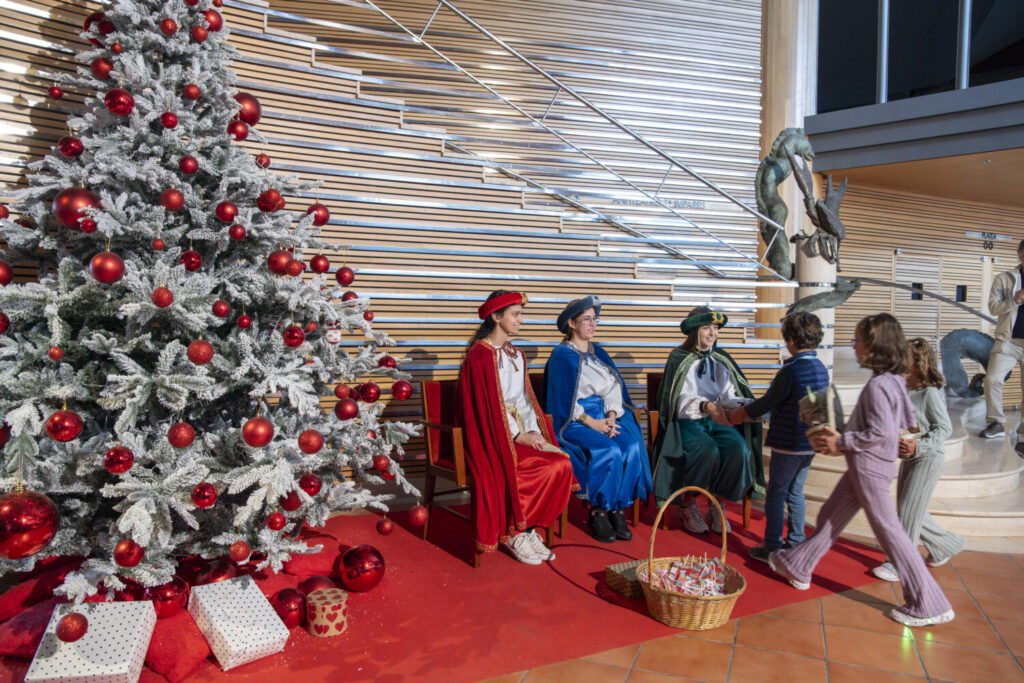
<box><xmin>325</xmin><ymin>0</ymin><xmax>790</xmax><ymax>281</ymax></box>
<box><xmin>854</xmin><ymin>277</ymin><xmax>996</xmax><ymax>324</ymax></box>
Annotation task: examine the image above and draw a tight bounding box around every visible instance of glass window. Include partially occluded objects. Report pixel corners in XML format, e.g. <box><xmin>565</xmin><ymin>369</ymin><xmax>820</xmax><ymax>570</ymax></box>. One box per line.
<box><xmin>911</xmin><ymin>283</ymin><xmax>924</xmax><ymax>301</ymax></box>
<box><xmin>817</xmin><ymin>0</ymin><xmax>878</xmax><ymax>113</ymax></box>
<box><xmin>970</xmin><ymin>0</ymin><xmax>1024</xmax><ymax>86</ymax></box>
<box><xmin>887</xmin><ymin>0</ymin><xmax>959</xmax><ymax>101</ymax></box>
<box><xmin>955</xmin><ymin>285</ymin><xmax>968</xmax><ymax>302</ymax></box>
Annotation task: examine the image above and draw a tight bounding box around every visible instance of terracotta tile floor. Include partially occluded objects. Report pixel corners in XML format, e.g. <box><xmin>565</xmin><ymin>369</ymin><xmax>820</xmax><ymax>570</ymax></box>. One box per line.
<box><xmin>484</xmin><ymin>550</ymin><xmax>1024</xmax><ymax>682</ymax></box>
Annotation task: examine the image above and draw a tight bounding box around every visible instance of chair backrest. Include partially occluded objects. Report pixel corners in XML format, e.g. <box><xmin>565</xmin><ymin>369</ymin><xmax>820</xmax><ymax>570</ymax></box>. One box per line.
<box><xmin>528</xmin><ymin>372</ymin><xmax>545</xmax><ymax>412</ymax></box>
<box><xmin>421</xmin><ymin>380</ymin><xmax>458</xmax><ymax>466</ymax></box>
<box><xmin>646</xmin><ymin>372</ymin><xmax>663</xmax><ymax>409</ymax></box>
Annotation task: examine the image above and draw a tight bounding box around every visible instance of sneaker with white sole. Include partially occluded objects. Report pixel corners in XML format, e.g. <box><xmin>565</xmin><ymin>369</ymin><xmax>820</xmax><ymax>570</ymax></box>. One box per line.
<box><xmin>677</xmin><ymin>501</ymin><xmax>709</xmax><ymax>534</ymax></box>
<box><xmin>871</xmin><ymin>563</ymin><xmax>900</xmax><ymax>582</ymax></box>
<box><xmin>926</xmin><ymin>555</ymin><xmax>951</xmax><ymax>568</ymax></box>
<box><xmin>979</xmin><ymin>421</ymin><xmax>1006</xmax><ymax>439</ymax></box>
<box><xmin>768</xmin><ymin>551</ymin><xmax>810</xmax><ymax>590</ymax></box>
<box><xmin>888</xmin><ymin>607</ymin><xmax>955</xmax><ymax>627</ymax></box>
<box><xmin>527</xmin><ymin>529</ymin><xmax>556</xmax><ymax>561</ymax></box>
<box><xmin>708</xmin><ymin>503</ymin><xmax>731</xmax><ymax>534</ymax></box>
<box><xmin>501</xmin><ymin>533</ymin><xmax>542</xmax><ymax>565</ymax></box>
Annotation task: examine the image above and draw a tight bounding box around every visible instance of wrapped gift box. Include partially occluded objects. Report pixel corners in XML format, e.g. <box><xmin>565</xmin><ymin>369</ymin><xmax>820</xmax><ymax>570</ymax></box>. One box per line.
<box><xmin>605</xmin><ymin>559</ymin><xmax>645</xmax><ymax>599</ymax></box>
<box><xmin>188</xmin><ymin>575</ymin><xmax>289</xmax><ymax>671</ymax></box>
<box><xmin>305</xmin><ymin>587</ymin><xmax>349</xmax><ymax>638</ymax></box>
<box><xmin>26</xmin><ymin>600</ymin><xmax>156</xmax><ymax>683</ymax></box>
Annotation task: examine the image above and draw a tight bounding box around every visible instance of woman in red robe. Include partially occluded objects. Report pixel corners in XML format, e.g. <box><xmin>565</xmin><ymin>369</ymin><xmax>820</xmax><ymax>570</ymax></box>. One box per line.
<box><xmin>455</xmin><ymin>290</ymin><xmax>576</xmax><ymax>565</ymax></box>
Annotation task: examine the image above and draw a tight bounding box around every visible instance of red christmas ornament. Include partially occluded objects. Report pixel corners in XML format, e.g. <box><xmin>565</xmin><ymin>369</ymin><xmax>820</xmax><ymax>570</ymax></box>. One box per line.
<box><xmin>159</xmin><ymin>188</ymin><xmax>184</xmax><ymax>211</ymax></box>
<box><xmin>191</xmin><ymin>482</ymin><xmax>217</xmax><ymax>509</ymax></box>
<box><xmin>305</xmin><ymin>321</ymin><xmax>318</xmax><ymax>333</ymax></box>
<box><xmin>341</xmin><ymin>291</ymin><xmax>358</xmax><ymax>303</ymax></box>
<box><xmin>299</xmin><ymin>473</ymin><xmax>322</xmax><ymax>497</ymax></box>
<box><xmin>228</xmin><ymin>223</ymin><xmax>246</xmax><ymax>240</ymax></box>
<box><xmin>359</xmin><ymin>382</ymin><xmax>381</xmax><ymax>403</ymax></box>
<box><xmin>160</xmin><ymin>112</ymin><xmax>178</xmax><ymax>129</ymax></box>
<box><xmin>48</xmin><ymin>346</ymin><xmax>63</xmax><ymax>361</ymax></box>
<box><xmin>113</xmin><ymin>538</ymin><xmax>144</xmax><ymax>567</ymax></box>
<box><xmin>196</xmin><ymin>558</ymin><xmax>236</xmax><ymax>585</ymax></box>
<box><xmin>306</xmin><ymin>203</ymin><xmax>330</xmax><ymax>226</ymax></box>
<box><xmin>214</xmin><ymin>0</ymin><xmax>223</xmax><ymax>7</ymax></box>
<box><xmin>340</xmin><ymin>545</ymin><xmax>385</xmax><ymax>592</ymax></box>
<box><xmin>286</xmin><ymin>259</ymin><xmax>304</xmax><ymax>277</ymax></box>
<box><xmin>408</xmin><ymin>505</ymin><xmax>429</xmax><ymax>528</ymax></box>
<box><xmin>0</xmin><ymin>262</ymin><xmax>10</xmax><ymax>286</ymax></box>
<box><xmin>334</xmin><ymin>384</ymin><xmax>351</xmax><ymax>400</ymax></box>
<box><xmin>372</xmin><ymin>455</ymin><xmax>389</xmax><ymax>473</ymax></box>
<box><xmin>79</xmin><ymin>218</ymin><xmax>97</xmax><ymax>233</ymax></box>
<box><xmin>299</xmin><ymin>575</ymin><xmax>334</xmax><ymax>595</ymax></box>
<box><xmin>267</xmin><ymin>249</ymin><xmax>292</xmax><ymax>274</ymax></box>
<box><xmin>227</xmin><ymin>120</ymin><xmax>248</xmax><ymax>140</ymax></box>
<box><xmin>391</xmin><ymin>380</ymin><xmax>414</xmax><ymax>402</ymax></box>
<box><xmin>56</xmin><ymin>613</ymin><xmax>88</xmax><ymax>643</ymax></box>
<box><xmin>179</xmin><ymin>249</ymin><xmax>202</xmax><ymax>271</ymax></box>
<box><xmin>215</xmin><ymin>201</ymin><xmax>237</xmax><ymax>223</ymax></box>
<box><xmin>257</xmin><ymin>189</ymin><xmax>281</xmax><ymax>212</ymax></box>
<box><xmin>234</xmin><ymin>93</ymin><xmax>261</xmax><ymax>126</ymax></box>
<box><xmin>279</xmin><ymin>491</ymin><xmax>301</xmax><ymax>512</ymax></box>
<box><xmin>90</xmin><ymin>57</ymin><xmax>113</xmax><ymax>80</ymax></box>
<box><xmin>212</xmin><ymin>300</ymin><xmax>230</xmax><ymax>318</ymax></box>
<box><xmin>167</xmin><ymin>422</ymin><xmax>195</xmax><ymax>449</ymax></box>
<box><xmin>159</xmin><ymin>17</ymin><xmax>177</xmax><ymax>35</ymax></box>
<box><xmin>57</xmin><ymin>135</ymin><xmax>84</xmax><ymax>158</ymax></box>
<box><xmin>0</xmin><ymin>312</ymin><xmax>9</xmax><ymax>335</ymax></box>
<box><xmin>151</xmin><ymin>238</ymin><xmax>166</xmax><ymax>251</ymax></box>
<box><xmin>335</xmin><ymin>266</ymin><xmax>355</xmax><ymax>286</ymax></box>
<box><xmin>363</xmin><ymin>310</ymin><xmax>374</xmax><ymax>322</ymax></box>
<box><xmin>183</xmin><ymin>83</ymin><xmax>201</xmax><ymax>100</ymax></box>
<box><xmin>272</xmin><ymin>588</ymin><xmax>305</xmax><ymax>629</ymax></box>
<box><xmin>185</xmin><ymin>0</ymin><xmax>199</xmax><ymax>5</ymax></box>
<box><xmin>48</xmin><ymin>85</ymin><xmax>63</xmax><ymax>99</ymax></box>
<box><xmin>110</xmin><ymin>42</ymin><xmax>123</xmax><ymax>54</ymax></box>
<box><xmin>52</xmin><ymin>187</ymin><xmax>101</xmax><ymax>229</ymax></box>
<box><xmin>229</xmin><ymin>540</ymin><xmax>251</xmax><ymax>563</ymax></box>
<box><xmin>98</xmin><ymin>19</ymin><xmax>115</xmax><ymax>37</ymax></box>
<box><xmin>0</xmin><ymin>204</ymin><xmax>7</xmax><ymax>219</ymax></box>
<box><xmin>151</xmin><ymin>286</ymin><xmax>174</xmax><ymax>308</ymax></box>
<box><xmin>376</xmin><ymin>517</ymin><xmax>394</xmax><ymax>535</ymax></box>
<box><xmin>83</xmin><ymin>11</ymin><xmax>106</xmax><ymax>46</ymax></box>
<box><xmin>334</xmin><ymin>398</ymin><xmax>359</xmax><ymax>421</ymax></box>
<box><xmin>144</xmin><ymin>577</ymin><xmax>189</xmax><ymax>619</ymax></box>
<box><xmin>178</xmin><ymin>155</ymin><xmax>198</xmax><ymax>174</ymax></box>
<box><xmin>277</xmin><ymin>195</ymin><xmax>286</xmax><ymax>211</ymax></box>
<box><xmin>266</xmin><ymin>511</ymin><xmax>286</xmax><ymax>531</ymax></box>
<box><xmin>204</xmin><ymin>9</ymin><xmax>224</xmax><ymax>31</ymax></box>
<box><xmin>282</xmin><ymin>325</ymin><xmax>305</xmax><ymax>347</ymax></box>
<box><xmin>0</xmin><ymin>490</ymin><xmax>59</xmax><ymax>560</ymax></box>
<box><xmin>46</xmin><ymin>409</ymin><xmax>83</xmax><ymax>442</ymax></box>
<box><xmin>309</xmin><ymin>254</ymin><xmax>330</xmax><ymax>274</ymax></box>
<box><xmin>104</xmin><ymin>88</ymin><xmax>135</xmax><ymax>116</ymax></box>
<box><xmin>0</xmin><ymin>423</ymin><xmax>8</xmax><ymax>450</ymax></box>
<box><xmin>90</xmin><ymin>251</ymin><xmax>124</xmax><ymax>284</ymax></box>
<box><xmin>298</xmin><ymin>429</ymin><xmax>323</xmax><ymax>454</ymax></box>
<box><xmin>237</xmin><ymin>314</ymin><xmax>252</xmax><ymax>329</ymax></box>
<box><xmin>187</xmin><ymin>339</ymin><xmax>214</xmax><ymax>365</ymax></box>
<box><xmin>255</xmin><ymin>153</ymin><xmax>271</xmax><ymax>168</ymax></box>
<box><xmin>366</xmin><ymin>429</ymin><xmax>377</xmax><ymax>440</ymax></box>
<box><xmin>191</xmin><ymin>25</ymin><xmax>208</xmax><ymax>42</ymax></box>
<box><xmin>242</xmin><ymin>416</ymin><xmax>274</xmax><ymax>447</ymax></box>
<box><xmin>103</xmin><ymin>445</ymin><xmax>134</xmax><ymax>474</ymax></box>
<box><xmin>377</xmin><ymin>355</ymin><xmax>397</xmax><ymax>369</ymax></box>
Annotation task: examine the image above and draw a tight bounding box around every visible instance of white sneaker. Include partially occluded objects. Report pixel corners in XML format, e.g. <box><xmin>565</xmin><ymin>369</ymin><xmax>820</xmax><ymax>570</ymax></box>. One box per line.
<box><xmin>501</xmin><ymin>533</ymin><xmax>542</xmax><ymax>565</ymax></box>
<box><xmin>677</xmin><ymin>501</ymin><xmax>709</xmax><ymax>534</ymax></box>
<box><xmin>888</xmin><ymin>607</ymin><xmax>955</xmax><ymax>627</ymax></box>
<box><xmin>768</xmin><ymin>550</ymin><xmax>810</xmax><ymax>590</ymax></box>
<box><xmin>526</xmin><ymin>529</ymin><xmax>555</xmax><ymax>561</ymax></box>
<box><xmin>872</xmin><ymin>563</ymin><xmax>900</xmax><ymax>582</ymax></box>
<box><xmin>708</xmin><ymin>503</ymin><xmax>731</xmax><ymax>534</ymax></box>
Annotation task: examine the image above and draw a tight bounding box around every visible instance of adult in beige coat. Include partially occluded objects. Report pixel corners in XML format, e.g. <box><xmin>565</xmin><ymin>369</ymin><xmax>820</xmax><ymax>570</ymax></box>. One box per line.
<box><xmin>982</xmin><ymin>240</ymin><xmax>1024</xmax><ymax>449</ymax></box>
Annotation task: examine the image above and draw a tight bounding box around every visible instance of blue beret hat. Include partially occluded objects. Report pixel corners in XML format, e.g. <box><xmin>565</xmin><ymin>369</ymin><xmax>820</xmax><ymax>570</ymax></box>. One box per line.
<box><xmin>557</xmin><ymin>296</ymin><xmax>601</xmax><ymax>333</ymax></box>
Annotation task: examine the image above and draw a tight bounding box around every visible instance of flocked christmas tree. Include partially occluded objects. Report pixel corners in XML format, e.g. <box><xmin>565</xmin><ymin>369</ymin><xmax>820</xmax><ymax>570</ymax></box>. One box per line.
<box><xmin>0</xmin><ymin>0</ymin><xmax>418</xmax><ymax>602</ymax></box>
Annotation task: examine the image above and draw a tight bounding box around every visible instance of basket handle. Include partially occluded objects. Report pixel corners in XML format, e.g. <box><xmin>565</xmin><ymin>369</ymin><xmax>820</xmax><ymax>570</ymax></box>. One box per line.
<box><xmin>648</xmin><ymin>486</ymin><xmax>728</xmax><ymax>583</ymax></box>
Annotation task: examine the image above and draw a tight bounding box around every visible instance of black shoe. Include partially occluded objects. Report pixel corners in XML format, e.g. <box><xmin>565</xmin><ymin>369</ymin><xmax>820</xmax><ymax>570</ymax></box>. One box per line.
<box><xmin>587</xmin><ymin>508</ymin><xmax>616</xmax><ymax>543</ymax></box>
<box><xmin>609</xmin><ymin>509</ymin><xmax>632</xmax><ymax>540</ymax></box>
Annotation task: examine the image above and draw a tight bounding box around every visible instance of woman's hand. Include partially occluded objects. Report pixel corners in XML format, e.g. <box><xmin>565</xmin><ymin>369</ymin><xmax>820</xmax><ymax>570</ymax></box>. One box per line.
<box><xmin>515</xmin><ymin>431</ymin><xmax>547</xmax><ymax>449</ymax></box>
<box><xmin>587</xmin><ymin>416</ymin><xmax>620</xmax><ymax>437</ymax></box>
<box><xmin>808</xmin><ymin>426</ymin><xmax>841</xmax><ymax>455</ymax></box>
<box><xmin>707</xmin><ymin>402</ymin><xmax>729</xmax><ymax>425</ymax></box>
<box><xmin>899</xmin><ymin>437</ymin><xmax>917</xmax><ymax>458</ymax></box>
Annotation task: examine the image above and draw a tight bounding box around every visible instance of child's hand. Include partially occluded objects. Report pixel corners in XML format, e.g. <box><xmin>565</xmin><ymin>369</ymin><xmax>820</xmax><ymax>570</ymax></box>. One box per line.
<box><xmin>899</xmin><ymin>437</ymin><xmax>916</xmax><ymax>458</ymax></box>
<box><xmin>729</xmin><ymin>406</ymin><xmax>748</xmax><ymax>425</ymax></box>
<box><xmin>808</xmin><ymin>426</ymin><xmax>841</xmax><ymax>455</ymax></box>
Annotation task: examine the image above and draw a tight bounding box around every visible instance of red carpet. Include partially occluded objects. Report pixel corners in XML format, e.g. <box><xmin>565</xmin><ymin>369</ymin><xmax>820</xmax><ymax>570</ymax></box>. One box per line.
<box><xmin>2</xmin><ymin>500</ymin><xmax>886</xmax><ymax>682</ymax></box>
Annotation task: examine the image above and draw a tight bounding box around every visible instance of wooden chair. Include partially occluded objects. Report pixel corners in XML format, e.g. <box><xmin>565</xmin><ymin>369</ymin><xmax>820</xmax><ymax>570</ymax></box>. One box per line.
<box><xmin>646</xmin><ymin>372</ymin><xmax>752</xmax><ymax>529</ymax></box>
<box><xmin>420</xmin><ymin>379</ymin><xmax>567</xmax><ymax>568</ymax></box>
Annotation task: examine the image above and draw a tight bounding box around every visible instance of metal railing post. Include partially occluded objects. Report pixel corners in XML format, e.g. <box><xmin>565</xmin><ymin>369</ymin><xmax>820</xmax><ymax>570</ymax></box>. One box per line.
<box><xmin>876</xmin><ymin>0</ymin><xmax>890</xmax><ymax>104</ymax></box>
<box><xmin>956</xmin><ymin>0</ymin><xmax>973</xmax><ymax>89</ymax></box>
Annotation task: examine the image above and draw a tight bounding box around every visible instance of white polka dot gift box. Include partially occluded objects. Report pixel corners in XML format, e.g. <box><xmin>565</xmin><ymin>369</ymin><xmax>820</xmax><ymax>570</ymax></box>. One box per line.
<box><xmin>187</xmin><ymin>575</ymin><xmax>290</xmax><ymax>671</ymax></box>
<box><xmin>25</xmin><ymin>600</ymin><xmax>156</xmax><ymax>683</ymax></box>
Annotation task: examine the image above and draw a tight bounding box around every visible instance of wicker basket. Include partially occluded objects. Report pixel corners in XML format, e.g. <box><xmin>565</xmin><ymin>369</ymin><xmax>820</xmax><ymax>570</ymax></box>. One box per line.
<box><xmin>638</xmin><ymin>486</ymin><xmax>746</xmax><ymax>630</ymax></box>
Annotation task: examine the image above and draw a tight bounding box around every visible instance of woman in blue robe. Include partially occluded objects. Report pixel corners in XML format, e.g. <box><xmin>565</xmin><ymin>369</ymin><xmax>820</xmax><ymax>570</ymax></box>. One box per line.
<box><xmin>544</xmin><ymin>296</ymin><xmax>652</xmax><ymax>542</ymax></box>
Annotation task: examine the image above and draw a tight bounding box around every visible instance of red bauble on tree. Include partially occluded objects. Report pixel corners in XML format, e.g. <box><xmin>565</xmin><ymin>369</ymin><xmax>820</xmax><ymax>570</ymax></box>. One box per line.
<box><xmin>215</xmin><ymin>201</ymin><xmax>237</xmax><ymax>223</ymax></box>
<box><xmin>266</xmin><ymin>511</ymin><xmax>286</xmax><ymax>531</ymax></box>
<box><xmin>272</xmin><ymin>588</ymin><xmax>305</xmax><ymax>629</ymax></box>
<box><xmin>228</xmin><ymin>223</ymin><xmax>246</xmax><ymax>240</ymax></box>
<box><xmin>52</xmin><ymin>187</ymin><xmax>100</xmax><ymax>229</ymax></box>
<box><xmin>179</xmin><ymin>249</ymin><xmax>202</xmax><ymax>271</ymax></box>
<box><xmin>179</xmin><ymin>155</ymin><xmax>198</xmax><ymax>174</ymax></box>
<box><xmin>160</xmin><ymin>112</ymin><xmax>178</xmax><ymax>129</ymax></box>
<box><xmin>168</xmin><ymin>422</ymin><xmax>195</xmax><ymax>449</ymax></box>
<box><xmin>298</xmin><ymin>429</ymin><xmax>323</xmax><ymax>454</ymax></box>
<box><xmin>340</xmin><ymin>545</ymin><xmax>385</xmax><ymax>592</ymax></box>
<box><xmin>299</xmin><ymin>473</ymin><xmax>322</xmax><ymax>497</ymax></box>
<box><xmin>83</xmin><ymin>11</ymin><xmax>107</xmax><ymax>46</ymax></box>
<box><xmin>103</xmin><ymin>445</ymin><xmax>134</xmax><ymax>474</ymax></box>
<box><xmin>333</xmin><ymin>384</ymin><xmax>351</xmax><ymax>400</ymax></box>
<box><xmin>229</xmin><ymin>540</ymin><xmax>251</xmax><ymax>563</ymax></box>
<box><xmin>0</xmin><ymin>262</ymin><xmax>11</xmax><ymax>286</ymax></box>
<box><xmin>376</xmin><ymin>517</ymin><xmax>394</xmax><ymax>535</ymax></box>
<box><xmin>408</xmin><ymin>505</ymin><xmax>429</xmax><ymax>528</ymax></box>
<box><xmin>90</xmin><ymin>57</ymin><xmax>113</xmax><ymax>80</ymax></box>
<box><xmin>285</xmin><ymin>259</ymin><xmax>304</xmax><ymax>277</ymax></box>
<box><xmin>341</xmin><ymin>291</ymin><xmax>358</xmax><ymax>302</ymax></box>
<box><xmin>191</xmin><ymin>482</ymin><xmax>217</xmax><ymax>509</ymax></box>
<box><xmin>255</xmin><ymin>153</ymin><xmax>270</xmax><ymax>168</ymax></box>
<box><xmin>48</xmin><ymin>346</ymin><xmax>63</xmax><ymax>361</ymax></box>
<box><xmin>145</xmin><ymin>577</ymin><xmax>189</xmax><ymax>619</ymax></box>
<box><xmin>80</xmin><ymin>218</ymin><xmax>97</xmax><ymax>233</ymax></box>
<box><xmin>227</xmin><ymin>120</ymin><xmax>248</xmax><ymax>140</ymax></box>
<box><xmin>48</xmin><ymin>85</ymin><xmax>63</xmax><ymax>99</ymax></box>
<box><xmin>305</xmin><ymin>321</ymin><xmax>318</xmax><ymax>333</ymax></box>
<box><xmin>237</xmin><ymin>314</ymin><xmax>252</xmax><ymax>329</ymax></box>
<box><xmin>151</xmin><ymin>238</ymin><xmax>166</xmax><ymax>251</ymax></box>
<box><xmin>267</xmin><ymin>249</ymin><xmax>292</xmax><ymax>274</ymax></box>
<box><xmin>334</xmin><ymin>398</ymin><xmax>359</xmax><ymax>421</ymax></box>
<box><xmin>57</xmin><ymin>135</ymin><xmax>84</xmax><ymax>158</ymax></box>
<box><xmin>372</xmin><ymin>454</ymin><xmax>390</xmax><ymax>473</ymax></box>
<box><xmin>212</xmin><ymin>300</ymin><xmax>230</xmax><ymax>318</ymax></box>
<box><xmin>196</xmin><ymin>558</ymin><xmax>236</xmax><ymax>585</ymax></box>
<box><xmin>152</xmin><ymin>286</ymin><xmax>173</xmax><ymax>308</ymax></box>
<box><xmin>183</xmin><ymin>83</ymin><xmax>201</xmax><ymax>100</ymax></box>
<box><xmin>90</xmin><ymin>252</ymin><xmax>124</xmax><ymax>284</ymax></box>
<box><xmin>204</xmin><ymin>9</ymin><xmax>224</xmax><ymax>31</ymax></box>
<box><xmin>191</xmin><ymin>25</ymin><xmax>208</xmax><ymax>43</ymax></box>
<box><xmin>0</xmin><ymin>423</ymin><xmax>9</xmax><ymax>450</ymax></box>
<box><xmin>279</xmin><ymin>491</ymin><xmax>301</xmax><ymax>512</ymax></box>
<box><xmin>335</xmin><ymin>266</ymin><xmax>355</xmax><ymax>286</ymax></box>
<box><xmin>0</xmin><ymin>204</ymin><xmax>7</xmax><ymax>219</ymax></box>
<box><xmin>46</xmin><ymin>409</ymin><xmax>83</xmax><ymax>442</ymax></box>
<box><xmin>378</xmin><ymin>355</ymin><xmax>397</xmax><ymax>369</ymax></box>
<box><xmin>234</xmin><ymin>93</ymin><xmax>261</xmax><ymax>126</ymax></box>
<box><xmin>309</xmin><ymin>254</ymin><xmax>330</xmax><ymax>274</ymax></box>
<box><xmin>0</xmin><ymin>490</ymin><xmax>59</xmax><ymax>560</ymax></box>
<box><xmin>187</xmin><ymin>339</ymin><xmax>214</xmax><ymax>365</ymax></box>
<box><xmin>110</xmin><ymin>42</ymin><xmax>123</xmax><ymax>54</ymax></box>
<box><xmin>391</xmin><ymin>380</ymin><xmax>414</xmax><ymax>401</ymax></box>
<box><xmin>306</xmin><ymin>203</ymin><xmax>330</xmax><ymax>226</ymax></box>
<box><xmin>242</xmin><ymin>416</ymin><xmax>274</xmax><ymax>447</ymax></box>
<box><xmin>282</xmin><ymin>325</ymin><xmax>305</xmax><ymax>347</ymax></box>
<box><xmin>56</xmin><ymin>613</ymin><xmax>88</xmax><ymax>643</ymax></box>
<box><xmin>0</xmin><ymin>312</ymin><xmax>9</xmax><ymax>335</ymax></box>
<box><xmin>363</xmin><ymin>310</ymin><xmax>374</xmax><ymax>322</ymax></box>
<box><xmin>160</xmin><ymin>188</ymin><xmax>184</xmax><ymax>211</ymax></box>
<box><xmin>159</xmin><ymin>17</ymin><xmax>177</xmax><ymax>35</ymax></box>
<box><xmin>104</xmin><ymin>88</ymin><xmax>134</xmax><ymax>116</ymax></box>
<box><xmin>113</xmin><ymin>538</ymin><xmax>144</xmax><ymax>567</ymax></box>
<box><xmin>257</xmin><ymin>189</ymin><xmax>281</xmax><ymax>212</ymax></box>
<box><xmin>359</xmin><ymin>382</ymin><xmax>381</xmax><ymax>403</ymax></box>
